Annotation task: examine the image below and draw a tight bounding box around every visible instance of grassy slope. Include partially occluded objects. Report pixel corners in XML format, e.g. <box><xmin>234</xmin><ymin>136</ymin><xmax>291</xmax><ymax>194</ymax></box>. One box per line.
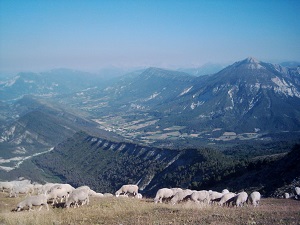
<box><xmin>0</xmin><ymin>193</ymin><xmax>300</xmax><ymax>225</ymax></box>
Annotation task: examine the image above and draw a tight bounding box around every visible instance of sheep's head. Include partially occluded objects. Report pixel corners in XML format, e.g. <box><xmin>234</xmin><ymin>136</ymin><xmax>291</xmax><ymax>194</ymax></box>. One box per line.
<box><xmin>115</xmin><ymin>190</ymin><xmax>121</xmax><ymax>197</ymax></box>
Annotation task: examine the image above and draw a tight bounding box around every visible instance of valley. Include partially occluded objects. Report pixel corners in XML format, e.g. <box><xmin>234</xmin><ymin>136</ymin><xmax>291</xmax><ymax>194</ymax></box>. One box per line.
<box><xmin>0</xmin><ymin>57</ymin><xmax>300</xmax><ymax>198</ymax></box>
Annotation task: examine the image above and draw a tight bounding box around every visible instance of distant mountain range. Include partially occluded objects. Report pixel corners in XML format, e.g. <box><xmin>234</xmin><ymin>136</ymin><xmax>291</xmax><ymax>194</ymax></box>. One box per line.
<box><xmin>1</xmin><ymin>57</ymin><xmax>300</xmax><ymax>197</ymax></box>
<box><xmin>1</xmin><ymin>57</ymin><xmax>300</xmax><ymax>148</ymax></box>
<box><xmin>54</xmin><ymin>57</ymin><xmax>300</xmax><ymax>147</ymax></box>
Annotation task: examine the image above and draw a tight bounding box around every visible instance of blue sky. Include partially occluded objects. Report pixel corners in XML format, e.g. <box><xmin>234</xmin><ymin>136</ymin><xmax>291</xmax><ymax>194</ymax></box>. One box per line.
<box><xmin>0</xmin><ymin>0</ymin><xmax>299</xmax><ymax>73</ymax></box>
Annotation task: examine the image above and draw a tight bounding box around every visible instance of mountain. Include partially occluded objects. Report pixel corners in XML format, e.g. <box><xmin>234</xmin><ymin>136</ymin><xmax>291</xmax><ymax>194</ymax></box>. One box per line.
<box><xmin>47</xmin><ymin>58</ymin><xmax>300</xmax><ymax>147</ymax></box>
<box><xmin>61</xmin><ymin>67</ymin><xmax>195</xmax><ymax>115</ymax></box>
<box><xmin>154</xmin><ymin>57</ymin><xmax>300</xmax><ymax>135</ymax></box>
<box><xmin>0</xmin><ymin>69</ymin><xmax>105</xmax><ymax>101</ymax></box>
<box><xmin>0</xmin><ymin>96</ymin><xmax>110</xmax><ymax>171</ymax></box>
<box><xmin>2</xmin><ymin>57</ymin><xmax>297</xmax><ymax>148</ymax></box>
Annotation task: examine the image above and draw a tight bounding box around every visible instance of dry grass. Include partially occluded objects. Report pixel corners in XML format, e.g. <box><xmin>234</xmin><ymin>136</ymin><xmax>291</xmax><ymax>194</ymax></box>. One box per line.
<box><xmin>1</xmin><ymin>192</ymin><xmax>300</xmax><ymax>225</ymax></box>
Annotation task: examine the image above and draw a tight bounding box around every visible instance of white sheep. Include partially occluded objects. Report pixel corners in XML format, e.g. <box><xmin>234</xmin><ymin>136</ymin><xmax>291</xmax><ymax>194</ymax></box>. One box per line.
<box><xmin>9</xmin><ymin>184</ymin><xmax>34</xmax><ymax>198</ymax></box>
<box><xmin>47</xmin><ymin>187</ymin><xmax>69</xmax><ymax>205</ymax></box>
<box><xmin>222</xmin><ymin>189</ymin><xmax>229</xmax><ymax>194</ymax></box>
<box><xmin>154</xmin><ymin>188</ymin><xmax>175</xmax><ymax>203</ymax></box>
<box><xmin>234</xmin><ymin>191</ymin><xmax>248</xmax><ymax>207</ymax></box>
<box><xmin>208</xmin><ymin>191</ymin><xmax>223</xmax><ymax>204</ymax></box>
<box><xmin>75</xmin><ymin>185</ymin><xmax>91</xmax><ymax>194</ymax></box>
<box><xmin>15</xmin><ymin>194</ymin><xmax>49</xmax><ymax>211</ymax></box>
<box><xmin>295</xmin><ymin>187</ymin><xmax>300</xmax><ymax>198</ymax></box>
<box><xmin>115</xmin><ymin>184</ymin><xmax>139</xmax><ymax>197</ymax></box>
<box><xmin>33</xmin><ymin>183</ymin><xmax>43</xmax><ymax>194</ymax></box>
<box><xmin>284</xmin><ymin>193</ymin><xmax>290</xmax><ymax>199</ymax></box>
<box><xmin>135</xmin><ymin>193</ymin><xmax>143</xmax><ymax>199</ymax></box>
<box><xmin>218</xmin><ymin>192</ymin><xmax>236</xmax><ymax>206</ymax></box>
<box><xmin>170</xmin><ymin>189</ymin><xmax>194</xmax><ymax>205</ymax></box>
<box><xmin>88</xmin><ymin>189</ymin><xmax>104</xmax><ymax>197</ymax></box>
<box><xmin>65</xmin><ymin>189</ymin><xmax>89</xmax><ymax>208</ymax></box>
<box><xmin>170</xmin><ymin>188</ymin><xmax>183</xmax><ymax>195</ymax></box>
<box><xmin>0</xmin><ymin>181</ymin><xmax>14</xmax><ymax>193</ymax></box>
<box><xmin>41</xmin><ymin>183</ymin><xmax>59</xmax><ymax>194</ymax></box>
<box><xmin>190</xmin><ymin>190</ymin><xmax>210</xmax><ymax>204</ymax></box>
<box><xmin>248</xmin><ymin>191</ymin><xmax>261</xmax><ymax>207</ymax></box>
<box><xmin>0</xmin><ymin>179</ymin><xmax>31</xmax><ymax>194</ymax></box>
<box><xmin>48</xmin><ymin>183</ymin><xmax>74</xmax><ymax>194</ymax></box>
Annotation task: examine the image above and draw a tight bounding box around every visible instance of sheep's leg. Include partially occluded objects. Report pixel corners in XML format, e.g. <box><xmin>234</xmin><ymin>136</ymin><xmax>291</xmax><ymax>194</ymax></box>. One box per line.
<box><xmin>45</xmin><ymin>203</ymin><xmax>49</xmax><ymax>211</ymax></box>
<box><xmin>38</xmin><ymin>205</ymin><xmax>43</xmax><ymax>211</ymax></box>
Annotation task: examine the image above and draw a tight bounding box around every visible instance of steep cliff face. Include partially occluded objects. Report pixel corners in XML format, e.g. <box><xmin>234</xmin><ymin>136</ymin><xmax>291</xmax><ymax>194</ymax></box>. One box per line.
<box><xmin>32</xmin><ymin>131</ymin><xmax>237</xmax><ymax>195</ymax></box>
<box><xmin>33</xmin><ymin>131</ymin><xmax>182</xmax><ymax>194</ymax></box>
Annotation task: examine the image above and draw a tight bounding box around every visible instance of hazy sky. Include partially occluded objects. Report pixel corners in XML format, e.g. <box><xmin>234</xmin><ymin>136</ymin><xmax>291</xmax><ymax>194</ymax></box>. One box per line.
<box><xmin>1</xmin><ymin>0</ymin><xmax>300</xmax><ymax>73</ymax></box>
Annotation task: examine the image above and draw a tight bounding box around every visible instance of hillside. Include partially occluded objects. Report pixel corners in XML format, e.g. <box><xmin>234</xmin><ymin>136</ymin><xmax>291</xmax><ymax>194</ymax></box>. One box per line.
<box><xmin>0</xmin><ymin>96</ymin><xmax>107</xmax><ymax>171</ymax></box>
<box><xmin>28</xmin><ymin>131</ymin><xmax>300</xmax><ymax>197</ymax></box>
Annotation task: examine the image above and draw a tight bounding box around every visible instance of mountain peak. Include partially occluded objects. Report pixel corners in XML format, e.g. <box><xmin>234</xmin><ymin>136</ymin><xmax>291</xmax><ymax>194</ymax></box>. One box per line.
<box><xmin>245</xmin><ymin>57</ymin><xmax>260</xmax><ymax>64</ymax></box>
<box><xmin>236</xmin><ymin>57</ymin><xmax>264</xmax><ymax>69</ymax></box>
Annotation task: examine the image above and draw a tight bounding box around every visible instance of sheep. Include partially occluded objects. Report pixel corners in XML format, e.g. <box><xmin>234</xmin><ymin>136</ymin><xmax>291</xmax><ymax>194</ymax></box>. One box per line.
<box><xmin>88</xmin><ymin>189</ymin><xmax>104</xmax><ymax>197</ymax></box>
<box><xmin>234</xmin><ymin>191</ymin><xmax>248</xmax><ymax>207</ymax></box>
<box><xmin>103</xmin><ymin>193</ymin><xmax>113</xmax><ymax>197</ymax></box>
<box><xmin>218</xmin><ymin>192</ymin><xmax>236</xmax><ymax>207</ymax></box>
<box><xmin>135</xmin><ymin>193</ymin><xmax>143</xmax><ymax>199</ymax></box>
<box><xmin>9</xmin><ymin>184</ymin><xmax>34</xmax><ymax>198</ymax></box>
<box><xmin>170</xmin><ymin>189</ymin><xmax>194</xmax><ymax>205</ymax></box>
<box><xmin>33</xmin><ymin>183</ymin><xmax>43</xmax><ymax>194</ymax></box>
<box><xmin>284</xmin><ymin>193</ymin><xmax>290</xmax><ymax>199</ymax></box>
<box><xmin>65</xmin><ymin>189</ymin><xmax>89</xmax><ymax>208</ymax></box>
<box><xmin>47</xmin><ymin>187</ymin><xmax>69</xmax><ymax>205</ymax></box>
<box><xmin>295</xmin><ymin>187</ymin><xmax>300</xmax><ymax>198</ymax></box>
<box><xmin>208</xmin><ymin>191</ymin><xmax>224</xmax><ymax>204</ymax></box>
<box><xmin>248</xmin><ymin>191</ymin><xmax>261</xmax><ymax>207</ymax></box>
<box><xmin>154</xmin><ymin>188</ymin><xmax>175</xmax><ymax>204</ymax></box>
<box><xmin>75</xmin><ymin>185</ymin><xmax>91</xmax><ymax>194</ymax></box>
<box><xmin>0</xmin><ymin>179</ymin><xmax>31</xmax><ymax>194</ymax></box>
<box><xmin>94</xmin><ymin>193</ymin><xmax>104</xmax><ymax>197</ymax></box>
<box><xmin>190</xmin><ymin>190</ymin><xmax>210</xmax><ymax>204</ymax></box>
<box><xmin>170</xmin><ymin>188</ymin><xmax>183</xmax><ymax>195</ymax></box>
<box><xmin>115</xmin><ymin>184</ymin><xmax>139</xmax><ymax>197</ymax></box>
<box><xmin>0</xmin><ymin>181</ymin><xmax>14</xmax><ymax>193</ymax></box>
<box><xmin>48</xmin><ymin>183</ymin><xmax>74</xmax><ymax>194</ymax></box>
<box><xmin>15</xmin><ymin>194</ymin><xmax>49</xmax><ymax>212</ymax></box>
<box><xmin>222</xmin><ymin>189</ymin><xmax>229</xmax><ymax>194</ymax></box>
<box><xmin>41</xmin><ymin>183</ymin><xmax>59</xmax><ymax>194</ymax></box>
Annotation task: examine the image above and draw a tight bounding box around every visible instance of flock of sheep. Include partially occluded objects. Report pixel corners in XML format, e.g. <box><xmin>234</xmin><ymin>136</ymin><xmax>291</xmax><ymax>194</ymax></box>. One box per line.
<box><xmin>0</xmin><ymin>180</ymin><xmax>140</xmax><ymax>211</ymax></box>
<box><xmin>1</xmin><ymin>179</ymin><xmax>299</xmax><ymax>212</ymax></box>
<box><xmin>153</xmin><ymin>187</ymin><xmax>261</xmax><ymax>207</ymax></box>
